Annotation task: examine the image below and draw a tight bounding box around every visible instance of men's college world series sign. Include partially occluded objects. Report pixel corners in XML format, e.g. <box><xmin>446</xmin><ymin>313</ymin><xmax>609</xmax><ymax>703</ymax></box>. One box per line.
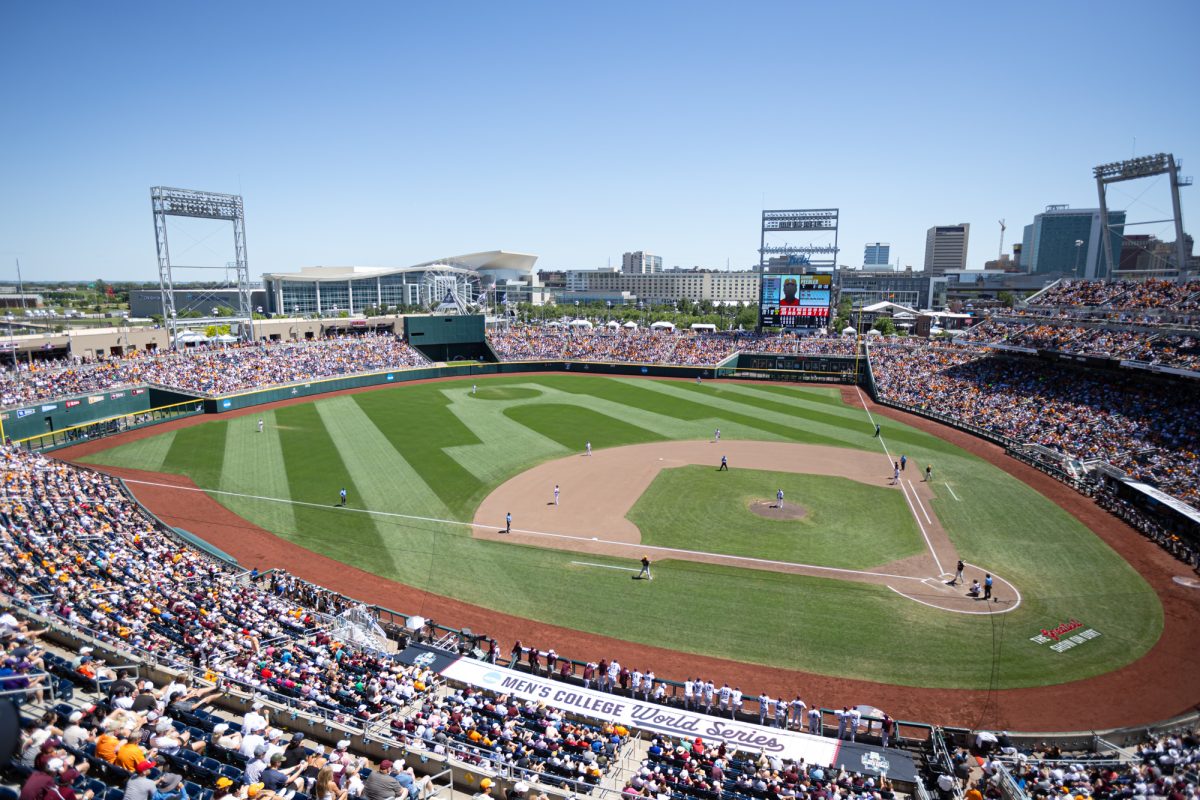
<box><xmin>398</xmin><ymin>644</ymin><xmax>916</xmax><ymax>783</ymax></box>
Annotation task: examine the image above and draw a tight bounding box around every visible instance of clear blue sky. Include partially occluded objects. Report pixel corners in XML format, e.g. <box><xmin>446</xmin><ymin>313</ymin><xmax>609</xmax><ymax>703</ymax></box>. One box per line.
<box><xmin>2</xmin><ymin>1</ymin><xmax>1198</xmax><ymax>282</ymax></box>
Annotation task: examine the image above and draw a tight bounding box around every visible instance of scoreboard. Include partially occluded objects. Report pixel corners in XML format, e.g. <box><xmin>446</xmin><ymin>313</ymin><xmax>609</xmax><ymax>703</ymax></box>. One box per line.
<box><xmin>759</xmin><ymin>273</ymin><xmax>832</xmax><ymax>329</ymax></box>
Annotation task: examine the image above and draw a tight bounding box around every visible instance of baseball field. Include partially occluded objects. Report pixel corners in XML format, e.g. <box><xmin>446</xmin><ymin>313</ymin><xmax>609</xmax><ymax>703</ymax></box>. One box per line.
<box><xmin>78</xmin><ymin>374</ymin><xmax>1162</xmax><ymax>692</ymax></box>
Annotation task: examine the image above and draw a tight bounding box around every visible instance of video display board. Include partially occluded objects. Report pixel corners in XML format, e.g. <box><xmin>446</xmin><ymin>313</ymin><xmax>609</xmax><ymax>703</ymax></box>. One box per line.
<box><xmin>759</xmin><ymin>273</ymin><xmax>832</xmax><ymax>328</ymax></box>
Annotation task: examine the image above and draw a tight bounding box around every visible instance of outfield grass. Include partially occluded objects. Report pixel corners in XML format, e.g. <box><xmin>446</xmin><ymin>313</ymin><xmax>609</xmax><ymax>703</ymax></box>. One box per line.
<box><xmin>629</xmin><ymin>465</ymin><xmax>924</xmax><ymax>569</ymax></box>
<box><xmin>82</xmin><ymin>375</ymin><xmax>1163</xmax><ymax>689</ymax></box>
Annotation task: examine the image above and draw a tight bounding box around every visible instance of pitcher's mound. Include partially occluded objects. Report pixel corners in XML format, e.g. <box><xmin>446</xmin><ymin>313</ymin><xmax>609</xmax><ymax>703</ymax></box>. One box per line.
<box><xmin>749</xmin><ymin>499</ymin><xmax>808</xmax><ymax>520</ymax></box>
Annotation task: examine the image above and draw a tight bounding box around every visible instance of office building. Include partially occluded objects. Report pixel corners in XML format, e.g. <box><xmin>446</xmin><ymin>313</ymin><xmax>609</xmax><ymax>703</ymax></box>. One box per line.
<box><xmin>923</xmin><ymin>224</ymin><xmax>970</xmax><ymax>274</ymax></box>
<box><xmin>562</xmin><ymin>268</ymin><xmax>759</xmax><ymax>305</ymax></box>
<box><xmin>863</xmin><ymin>242</ymin><xmax>891</xmax><ymax>268</ymax></box>
<box><xmin>621</xmin><ymin>251</ymin><xmax>663</xmax><ymax>274</ymax></box>
<box><xmin>1019</xmin><ymin>206</ymin><xmax>1126</xmax><ymax>279</ymax></box>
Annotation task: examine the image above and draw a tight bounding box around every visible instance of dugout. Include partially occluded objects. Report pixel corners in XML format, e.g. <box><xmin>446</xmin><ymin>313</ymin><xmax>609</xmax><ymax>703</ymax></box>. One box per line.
<box><xmin>1106</xmin><ymin>477</ymin><xmax>1200</xmax><ymax>547</ymax></box>
<box><xmin>404</xmin><ymin>314</ymin><xmax>493</xmax><ymax>362</ymax></box>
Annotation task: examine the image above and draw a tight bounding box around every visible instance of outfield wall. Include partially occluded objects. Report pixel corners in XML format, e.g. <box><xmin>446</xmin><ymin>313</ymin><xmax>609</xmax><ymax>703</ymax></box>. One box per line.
<box><xmin>1</xmin><ymin>385</ymin><xmax>199</xmax><ymax>442</ymax></box>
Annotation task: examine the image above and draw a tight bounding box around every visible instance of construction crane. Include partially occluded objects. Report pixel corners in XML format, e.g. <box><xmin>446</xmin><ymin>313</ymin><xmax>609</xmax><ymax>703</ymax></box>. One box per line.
<box><xmin>998</xmin><ymin>219</ymin><xmax>1007</xmax><ymax>261</ymax></box>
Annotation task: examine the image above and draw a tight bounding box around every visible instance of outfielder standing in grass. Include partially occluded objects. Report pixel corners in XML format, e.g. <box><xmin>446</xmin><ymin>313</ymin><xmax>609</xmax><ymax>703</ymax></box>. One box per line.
<box><xmin>637</xmin><ymin>556</ymin><xmax>652</xmax><ymax>580</ymax></box>
<box><xmin>338</xmin><ymin>487</ymin><xmax>347</xmax><ymax>507</ymax></box>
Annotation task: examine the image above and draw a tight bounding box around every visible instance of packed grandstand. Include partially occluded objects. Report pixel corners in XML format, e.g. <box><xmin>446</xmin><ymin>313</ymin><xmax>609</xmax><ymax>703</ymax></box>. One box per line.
<box><xmin>3</xmin><ymin>278</ymin><xmax>1199</xmax><ymax>800</ymax></box>
<box><xmin>0</xmin><ymin>335</ymin><xmax>430</xmax><ymax>410</ymax></box>
<box><xmin>0</xmin><ymin>331</ymin><xmax>858</xmax><ymax>411</ymax></box>
<box><xmin>953</xmin><ymin>279</ymin><xmax>1200</xmax><ymax>370</ymax></box>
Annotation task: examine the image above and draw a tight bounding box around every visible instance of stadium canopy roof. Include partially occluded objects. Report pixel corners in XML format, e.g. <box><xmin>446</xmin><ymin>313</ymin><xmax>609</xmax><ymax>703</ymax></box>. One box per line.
<box><xmin>862</xmin><ymin>300</ymin><xmax>919</xmax><ymax>315</ymax></box>
<box><xmin>262</xmin><ymin>250</ymin><xmax>538</xmax><ymax>282</ymax></box>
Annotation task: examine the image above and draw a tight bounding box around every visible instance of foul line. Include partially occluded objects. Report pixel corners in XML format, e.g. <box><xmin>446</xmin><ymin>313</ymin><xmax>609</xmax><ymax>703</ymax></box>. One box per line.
<box><xmin>854</xmin><ymin>386</ymin><xmax>893</xmax><ymax>462</ymax></box>
<box><xmin>944</xmin><ymin>483</ymin><xmax>961</xmax><ymax>502</ymax></box>
<box><xmin>571</xmin><ymin>561</ymin><xmax>639</xmax><ymax>573</ymax></box>
<box><xmin>858</xmin><ymin>386</ymin><xmax>949</xmax><ymax>575</ymax></box>
<box><xmin>899</xmin><ymin>477</ymin><xmax>944</xmax><ymax>576</ymax></box>
<box><xmin>907</xmin><ymin>479</ymin><xmax>934</xmax><ymax>525</ymax></box>
<box><xmin>119</xmin><ymin>477</ymin><xmax>932</xmax><ymax>584</ymax></box>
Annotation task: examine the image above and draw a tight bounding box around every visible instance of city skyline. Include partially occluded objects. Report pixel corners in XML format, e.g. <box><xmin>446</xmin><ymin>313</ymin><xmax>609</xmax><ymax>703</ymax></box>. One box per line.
<box><xmin>2</xmin><ymin>1</ymin><xmax>1197</xmax><ymax>281</ymax></box>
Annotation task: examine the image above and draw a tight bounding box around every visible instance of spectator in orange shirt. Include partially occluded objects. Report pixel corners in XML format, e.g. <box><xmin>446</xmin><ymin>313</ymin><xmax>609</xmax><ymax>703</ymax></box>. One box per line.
<box><xmin>113</xmin><ymin>737</ymin><xmax>151</xmax><ymax>772</ymax></box>
<box><xmin>94</xmin><ymin>729</ymin><xmax>121</xmax><ymax>763</ymax></box>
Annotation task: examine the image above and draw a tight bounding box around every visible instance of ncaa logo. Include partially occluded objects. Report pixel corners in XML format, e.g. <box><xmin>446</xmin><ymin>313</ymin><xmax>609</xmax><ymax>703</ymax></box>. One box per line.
<box><xmin>860</xmin><ymin>751</ymin><xmax>890</xmax><ymax>774</ymax></box>
<box><xmin>481</xmin><ymin>671</ymin><xmax>502</xmax><ymax>685</ymax></box>
<box><xmin>413</xmin><ymin>652</ymin><xmax>437</xmax><ymax>668</ymax></box>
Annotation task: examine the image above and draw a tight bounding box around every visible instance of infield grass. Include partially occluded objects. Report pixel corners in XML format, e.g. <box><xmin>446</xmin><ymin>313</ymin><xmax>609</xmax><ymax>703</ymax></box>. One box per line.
<box><xmin>82</xmin><ymin>374</ymin><xmax>1163</xmax><ymax>689</ymax></box>
<box><xmin>629</xmin><ymin>465</ymin><xmax>924</xmax><ymax>569</ymax></box>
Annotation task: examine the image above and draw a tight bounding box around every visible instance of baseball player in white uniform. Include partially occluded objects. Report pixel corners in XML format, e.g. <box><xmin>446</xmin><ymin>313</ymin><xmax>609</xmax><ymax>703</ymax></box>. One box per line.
<box><xmin>257</xmin><ymin>419</ymin><xmax>264</xmax><ymax>433</ymax></box>
<box><xmin>554</xmin><ymin>485</ymin><xmax>560</xmax><ymax>505</ymax></box>
<box><xmin>585</xmin><ymin>441</ymin><xmax>591</xmax><ymax>456</ymax></box>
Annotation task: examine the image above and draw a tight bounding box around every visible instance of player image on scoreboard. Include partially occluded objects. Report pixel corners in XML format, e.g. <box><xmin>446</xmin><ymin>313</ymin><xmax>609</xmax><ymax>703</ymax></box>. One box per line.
<box><xmin>759</xmin><ymin>273</ymin><xmax>832</xmax><ymax>328</ymax></box>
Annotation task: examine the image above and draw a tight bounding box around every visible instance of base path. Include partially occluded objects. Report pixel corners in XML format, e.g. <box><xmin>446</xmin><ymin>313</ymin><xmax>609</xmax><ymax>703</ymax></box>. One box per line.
<box><xmin>472</xmin><ymin>440</ymin><xmax>1018</xmax><ymax>614</ymax></box>
<box><xmin>53</xmin><ymin>372</ymin><xmax>1200</xmax><ymax>731</ymax></box>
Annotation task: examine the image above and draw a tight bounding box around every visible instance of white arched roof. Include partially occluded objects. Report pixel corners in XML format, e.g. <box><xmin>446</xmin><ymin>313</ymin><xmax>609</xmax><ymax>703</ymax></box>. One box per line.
<box><xmin>262</xmin><ymin>251</ymin><xmax>538</xmax><ymax>283</ymax></box>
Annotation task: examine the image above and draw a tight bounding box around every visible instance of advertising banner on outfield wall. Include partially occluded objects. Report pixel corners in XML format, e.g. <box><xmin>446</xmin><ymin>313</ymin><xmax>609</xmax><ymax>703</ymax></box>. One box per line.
<box><xmin>397</xmin><ymin>644</ymin><xmax>916</xmax><ymax>783</ymax></box>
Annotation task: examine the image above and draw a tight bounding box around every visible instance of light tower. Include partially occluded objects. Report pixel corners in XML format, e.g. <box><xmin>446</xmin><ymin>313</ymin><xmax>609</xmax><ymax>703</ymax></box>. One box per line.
<box><xmin>1093</xmin><ymin>154</ymin><xmax>1191</xmax><ymax>279</ymax></box>
<box><xmin>151</xmin><ymin>187</ymin><xmax>253</xmax><ymax>348</ymax></box>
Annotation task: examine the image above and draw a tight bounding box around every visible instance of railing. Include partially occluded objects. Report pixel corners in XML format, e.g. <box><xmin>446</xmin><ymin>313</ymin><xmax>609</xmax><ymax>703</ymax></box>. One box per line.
<box><xmin>928</xmin><ymin>727</ymin><xmax>963</xmax><ymax>800</ymax></box>
<box><xmin>991</xmin><ymin>761</ymin><xmax>1030</xmax><ymax>800</ymax></box>
<box><xmin>16</xmin><ymin>397</ymin><xmax>206</xmax><ymax>452</ymax></box>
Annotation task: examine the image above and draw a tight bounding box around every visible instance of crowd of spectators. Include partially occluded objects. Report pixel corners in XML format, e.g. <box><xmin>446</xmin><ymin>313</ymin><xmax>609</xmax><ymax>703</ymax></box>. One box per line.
<box><xmin>979</xmin><ymin>729</ymin><xmax>1199</xmax><ymax>800</ymax></box>
<box><xmin>487</xmin><ymin>328</ymin><xmax>856</xmax><ymax>365</ymax></box>
<box><xmin>1031</xmin><ymin>279</ymin><xmax>1200</xmax><ymax>312</ymax></box>
<box><xmin>4</xmin><ymin>646</ymin><xmax>443</xmax><ymax>800</ymax></box>
<box><xmin>954</xmin><ymin>318</ymin><xmax>1200</xmax><ymax>371</ymax></box>
<box><xmin>625</xmin><ymin>733</ymin><xmax>900</xmax><ymax>800</ymax></box>
<box><xmin>869</xmin><ymin>343</ymin><xmax>1200</xmax><ymax>506</ymax></box>
<box><xmin>0</xmin><ymin>335</ymin><xmax>428</xmax><ymax>409</ymax></box>
<box><xmin>390</xmin><ymin>685</ymin><xmax>626</xmax><ymax>790</ymax></box>
<box><xmin>0</xmin><ymin>446</ymin><xmax>438</xmax><ymax>727</ymax></box>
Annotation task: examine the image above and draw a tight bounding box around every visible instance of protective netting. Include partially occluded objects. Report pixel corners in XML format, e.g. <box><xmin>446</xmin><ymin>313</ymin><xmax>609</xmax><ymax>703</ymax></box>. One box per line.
<box><xmin>328</xmin><ymin>603</ymin><xmax>391</xmax><ymax>654</ymax></box>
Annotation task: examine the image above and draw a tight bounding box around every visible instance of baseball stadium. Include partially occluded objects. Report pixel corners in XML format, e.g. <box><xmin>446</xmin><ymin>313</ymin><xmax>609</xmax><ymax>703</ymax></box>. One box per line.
<box><xmin>2</xmin><ymin>277</ymin><xmax>1199</xmax><ymax>800</ymax></box>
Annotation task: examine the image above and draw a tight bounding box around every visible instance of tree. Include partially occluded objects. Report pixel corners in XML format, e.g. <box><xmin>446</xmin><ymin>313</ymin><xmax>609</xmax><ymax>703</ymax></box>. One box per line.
<box><xmin>837</xmin><ymin>295</ymin><xmax>852</xmax><ymax>319</ymax></box>
<box><xmin>997</xmin><ymin>291</ymin><xmax>1015</xmax><ymax>308</ymax></box>
<box><xmin>872</xmin><ymin>317</ymin><xmax>896</xmax><ymax>336</ymax></box>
